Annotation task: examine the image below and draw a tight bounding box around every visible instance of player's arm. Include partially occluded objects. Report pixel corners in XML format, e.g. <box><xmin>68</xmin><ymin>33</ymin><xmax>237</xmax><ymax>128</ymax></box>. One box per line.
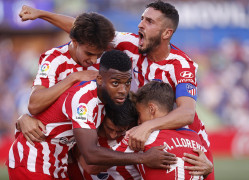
<box><xmin>74</xmin><ymin>128</ymin><xmax>177</xmax><ymax>169</ymax></box>
<box><xmin>29</xmin><ymin>70</ymin><xmax>98</xmax><ymax>115</ymax></box>
<box><xmin>19</xmin><ymin>5</ymin><xmax>75</xmax><ymax>33</ymax></box>
<box><xmin>128</xmin><ymin>96</ymin><xmax>195</xmax><ymax>151</ymax></box>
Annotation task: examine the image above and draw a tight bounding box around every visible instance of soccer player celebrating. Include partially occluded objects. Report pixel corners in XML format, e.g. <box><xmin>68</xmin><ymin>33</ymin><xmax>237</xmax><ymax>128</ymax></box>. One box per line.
<box><xmin>16</xmin><ymin>11</ymin><xmax>115</xmax><ymax>145</ymax></box>
<box><xmin>7</xmin><ymin>50</ymin><xmax>175</xmax><ymax>179</ymax></box>
<box><xmin>113</xmin><ymin>81</ymin><xmax>213</xmax><ymax>179</ymax></box>
<box><xmin>18</xmin><ymin>1</ymin><xmax>214</xmax><ymax>179</ymax></box>
<box><xmin>68</xmin><ymin>100</ymin><xmax>141</xmax><ymax>180</ymax></box>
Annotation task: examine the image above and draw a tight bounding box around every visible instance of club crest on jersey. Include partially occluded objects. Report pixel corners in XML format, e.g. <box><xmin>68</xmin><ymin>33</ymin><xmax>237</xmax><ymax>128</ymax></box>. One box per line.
<box><xmin>39</xmin><ymin>61</ymin><xmax>50</xmax><ymax>78</ymax></box>
<box><xmin>186</xmin><ymin>84</ymin><xmax>196</xmax><ymax>96</ymax></box>
<box><xmin>97</xmin><ymin>172</ymin><xmax>109</xmax><ymax>180</ymax></box>
<box><xmin>76</xmin><ymin>103</ymin><xmax>88</xmax><ymax>121</ymax></box>
<box><xmin>180</xmin><ymin>71</ymin><xmax>194</xmax><ymax>79</ymax></box>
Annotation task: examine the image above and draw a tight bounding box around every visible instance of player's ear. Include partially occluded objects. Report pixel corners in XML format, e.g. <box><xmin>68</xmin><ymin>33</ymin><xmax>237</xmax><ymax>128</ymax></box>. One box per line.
<box><xmin>162</xmin><ymin>28</ymin><xmax>173</xmax><ymax>40</ymax></box>
<box><xmin>71</xmin><ymin>39</ymin><xmax>78</xmax><ymax>48</ymax></box>
<box><xmin>148</xmin><ymin>102</ymin><xmax>156</xmax><ymax>116</ymax></box>
<box><xmin>96</xmin><ymin>74</ymin><xmax>102</xmax><ymax>86</ymax></box>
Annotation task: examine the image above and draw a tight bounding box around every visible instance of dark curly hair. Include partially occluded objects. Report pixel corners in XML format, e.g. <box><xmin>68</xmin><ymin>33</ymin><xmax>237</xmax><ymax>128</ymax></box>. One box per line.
<box><xmin>70</xmin><ymin>12</ymin><xmax>115</xmax><ymax>50</ymax></box>
<box><xmin>134</xmin><ymin>81</ymin><xmax>175</xmax><ymax>113</ymax></box>
<box><xmin>147</xmin><ymin>1</ymin><xmax>179</xmax><ymax>32</ymax></box>
<box><xmin>105</xmin><ymin>98</ymin><xmax>138</xmax><ymax>127</ymax></box>
<box><xmin>99</xmin><ymin>50</ymin><xmax>132</xmax><ymax>73</ymax></box>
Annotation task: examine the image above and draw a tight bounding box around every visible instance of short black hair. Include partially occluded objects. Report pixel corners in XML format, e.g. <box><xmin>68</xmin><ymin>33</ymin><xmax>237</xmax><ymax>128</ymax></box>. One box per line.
<box><xmin>135</xmin><ymin>81</ymin><xmax>175</xmax><ymax>113</ymax></box>
<box><xmin>70</xmin><ymin>12</ymin><xmax>115</xmax><ymax>50</ymax></box>
<box><xmin>99</xmin><ymin>50</ymin><xmax>132</xmax><ymax>73</ymax></box>
<box><xmin>105</xmin><ymin>98</ymin><xmax>138</xmax><ymax>127</ymax></box>
<box><xmin>146</xmin><ymin>1</ymin><xmax>179</xmax><ymax>32</ymax></box>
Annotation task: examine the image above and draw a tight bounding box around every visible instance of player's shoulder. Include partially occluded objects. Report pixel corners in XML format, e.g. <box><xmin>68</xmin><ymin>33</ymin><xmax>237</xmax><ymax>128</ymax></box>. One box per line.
<box><xmin>39</xmin><ymin>42</ymin><xmax>71</xmax><ymax>64</ymax></box>
<box><xmin>169</xmin><ymin>44</ymin><xmax>194</xmax><ymax>62</ymax></box>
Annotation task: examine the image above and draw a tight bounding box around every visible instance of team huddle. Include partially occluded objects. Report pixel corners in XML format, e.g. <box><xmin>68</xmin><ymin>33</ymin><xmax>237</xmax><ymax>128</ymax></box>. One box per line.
<box><xmin>7</xmin><ymin>1</ymin><xmax>214</xmax><ymax>180</ymax></box>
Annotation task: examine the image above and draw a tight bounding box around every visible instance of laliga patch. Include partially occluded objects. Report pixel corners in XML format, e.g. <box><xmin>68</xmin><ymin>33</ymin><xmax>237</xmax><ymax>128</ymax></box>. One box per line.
<box><xmin>39</xmin><ymin>61</ymin><xmax>50</xmax><ymax>78</ymax></box>
<box><xmin>186</xmin><ymin>84</ymin><xmax>197</xmax><ymax>96</ymax></box>
<box><xmin>75</xmin><ymin>103</ymin><xmax>88</xmax><ymax>122</ymax></box>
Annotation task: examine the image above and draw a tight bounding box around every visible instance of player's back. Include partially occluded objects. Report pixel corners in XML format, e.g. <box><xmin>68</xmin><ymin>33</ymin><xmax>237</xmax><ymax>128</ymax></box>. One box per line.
<box><xmin>140</xmin><ymin>128</ymin><xmax>204</xmax><ymax>180</ymax></box>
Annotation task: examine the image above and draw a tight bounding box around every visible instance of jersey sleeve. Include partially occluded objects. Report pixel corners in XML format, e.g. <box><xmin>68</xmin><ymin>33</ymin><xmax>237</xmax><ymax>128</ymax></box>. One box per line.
<box><xmin>173</xmin><ymin>58</ymin><xmax>198</xmax><ymax>101</ymax></box>
<box><xmin>33</xmin><ymin>51</ymin><xmax>60</xmax><ymax>88</ymax></box>
<box><xmin>112</xmin><ymin>31</ymin><xmax>139</xmax><ymax>52</ymax></box>
<box><xmin>63</xmin><ymin>85</ymin><xmax>99</xmax><ymax>130</ymax></box>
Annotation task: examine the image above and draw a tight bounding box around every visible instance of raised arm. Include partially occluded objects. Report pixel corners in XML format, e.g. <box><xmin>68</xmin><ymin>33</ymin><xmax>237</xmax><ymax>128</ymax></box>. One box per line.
<box><xmin>19</xmin><ymin>5</ymin><xmax>75</xmax><ymax>33</ymax></box>
<box><xmin>74</xmin><ymin>128</ymin><xmax>177</xmax><ymax>168</ymax></box>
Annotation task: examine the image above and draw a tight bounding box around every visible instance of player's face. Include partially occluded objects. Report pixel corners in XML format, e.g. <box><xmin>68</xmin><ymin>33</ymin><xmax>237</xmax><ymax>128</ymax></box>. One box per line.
<box><xmin>138</xmin><ymin>7</ymin><xmax>165</xmax><ymax>54</ymax></box>
<box><xmin>136</xmin><ymin>102</ymin><xmax>152</xmax><ymax>124</ymax></box>
<box><xmin>99</xmin><ymin>68</ymin><xmax>132</xmax><ymax>105</ymax></box>
<box><xmin>73</xmin><ymin>41</ymin><xmax>103</xmax><ymax>67</ymax></box>
<box><xmin>102</xmin><ymin>117</ymin><xmax>128</xmax><ymax>140</ymax></box>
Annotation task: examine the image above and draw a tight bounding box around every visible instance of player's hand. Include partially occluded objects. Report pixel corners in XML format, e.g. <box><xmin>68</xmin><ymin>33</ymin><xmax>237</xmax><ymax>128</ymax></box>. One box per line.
<box><xmin>126</xmin><ymin>121</ymin><xmax>152</xmax><ymax>151</ymax></box>
<box><xmin>19</xmin><ymin>5</ymin><xmax>41</xmax><ymax>21</ymax></box>
<box><xmin>70</xmin><ymin>70</ymin><xmax>98</xmax><ymax>82</ymax></box>
<box><xmin>183</xmin><ymin>149</ymin><xmax>213</xmax><ymax>177</ymax></box>
<box><xmin>17</xmin><ymin>114</ymin><xmax>46</xmax><ymax>146</ymax></box>
<box><xmin>142</xmin><ymin>145</ymin><xmax>177</xmax><ymax>169</ymax></box>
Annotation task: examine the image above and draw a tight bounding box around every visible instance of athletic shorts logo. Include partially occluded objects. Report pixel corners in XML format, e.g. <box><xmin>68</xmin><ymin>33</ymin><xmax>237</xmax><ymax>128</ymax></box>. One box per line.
<box><xmin>39</xmin><ymin>61</ymin><xmax>50</xmax><ymax>78</ymax></box>
<box><xmin>186</xmin><ymin>84</ymin><xmax>196</xmax><ymax>96</ymax></box>
<box><xmin>75</xmin><ymin>103</ymin><xmax>88</xmax><ymax>121</ymax></box>
<box><xmin>180</xmin><ymin>71</ymin><xmax>194</xmax><ymax>78</ymax></box>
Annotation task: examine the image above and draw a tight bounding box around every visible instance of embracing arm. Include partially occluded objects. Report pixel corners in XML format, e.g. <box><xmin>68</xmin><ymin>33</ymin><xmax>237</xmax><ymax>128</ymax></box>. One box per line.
<box><xmin>128</xmin><ymin>96</ymin><xmax>196</xmax><ymax>150</ymax></box>
<box><xmin>19</xmin><ymin>5</ymin><xmax>75</xmax><ymax>33</ymax></box>
<box><xmin>73</xmin><ymin>128</ymin><xmax>176</xmax><ymax>168</ymax></box>
<box><xmin>29</xmin><ymin>71</ymin><xmax>98</xmax><ymax>115</ymax></box>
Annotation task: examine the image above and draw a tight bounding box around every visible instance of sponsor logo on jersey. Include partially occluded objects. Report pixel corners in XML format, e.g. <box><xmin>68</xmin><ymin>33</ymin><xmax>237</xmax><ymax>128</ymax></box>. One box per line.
<box><xmin>39</xmin><ymin>61</ymin><xmax>50</xmax><ymax>78</ymax></box>
<box><xmin>152</xmin><ymin>79</ymin><xmax>162</xmax><ymax>82</ymax></box>
<box><xmin>180</xmin><ymin>71</ymin><xmax>194</xmax><ymax>78</ymax></box>
<box><xmin>178</xmin><ymin>79</ymin><xmax>195</xmax><ymax>84</ymax></box>
<box><xmin>75</xmin><ymin>103</ymin><xmax>88</xmax><ymax>121</ymax></box>
<box><xmin>186</xmin><ymin>84</ymin><xmax>196</xmax><ymax>96</ymax></box>
<box><xmin>59</xmin><ymin>137</ymin><xmax>76</xmax><ymax>145</ymax></box>
<box><xmin>120</xmin><ymin>32</ymin><xmax>129</xmax><ymax>35</ymax></box>
<box><xmin>97</xmin><ymin>172</ymin><xmax>109</xmax><ymax>180</ymax></box>
<box><xmin>133</xmin><ymin>67</ymin><xmax>142</xmax><ymax>74</ymax></box>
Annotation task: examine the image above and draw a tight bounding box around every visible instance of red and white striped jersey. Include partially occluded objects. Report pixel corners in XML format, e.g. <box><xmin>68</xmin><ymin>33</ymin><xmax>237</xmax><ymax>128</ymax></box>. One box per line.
<box><xmin>34</xmin><ymin>42</ymin><xmax>99</xmax><ymax>88</ymax></box>
<box><xmin>80</xmin><ymin>136</ymin><xmax>141</xmax><ymax>180</ymax></box>
<box><xmin>114</xmin><ymin>128</ymin><xmax>204</xmax><ymax>180</ymax></box>
<box><xmin>7</xmin><ymin>80</ymin><xmax>105</xmax><ymax>179</ymax></box>
<box><xmin>112</xmin><ymin>32</ymin><xmax>210</xmax><ymax>150</ymax></box>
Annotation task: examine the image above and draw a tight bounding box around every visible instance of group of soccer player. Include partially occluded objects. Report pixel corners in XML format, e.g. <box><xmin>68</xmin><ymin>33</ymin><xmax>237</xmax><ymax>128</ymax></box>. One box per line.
<box><xmin>7</xmin><ymin>1</ymin><xmax>215</xmax><ymax>179</ymax></box>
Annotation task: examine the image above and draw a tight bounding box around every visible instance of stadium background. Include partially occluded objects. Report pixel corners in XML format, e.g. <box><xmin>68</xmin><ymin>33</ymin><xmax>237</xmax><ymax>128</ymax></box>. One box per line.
<box><xmin>0</xmin><ymin>0</ymin><xmax>249</xmax><ymax>179</ymax></box>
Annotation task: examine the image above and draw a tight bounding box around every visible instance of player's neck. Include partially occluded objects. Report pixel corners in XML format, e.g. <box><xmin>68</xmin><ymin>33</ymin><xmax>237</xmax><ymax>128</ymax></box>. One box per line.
<box><xmin>148</xmin><ymin>43</ymin><xmax>171</xmax><ymax>62</ymax></box>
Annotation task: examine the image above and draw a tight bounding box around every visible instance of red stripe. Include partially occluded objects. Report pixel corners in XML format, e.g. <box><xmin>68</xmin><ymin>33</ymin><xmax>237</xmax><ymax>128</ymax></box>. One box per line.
<box><xmin>116</xmin><ymin>166</ymin><xmax>133</xmax><ymax>179</ymax></box>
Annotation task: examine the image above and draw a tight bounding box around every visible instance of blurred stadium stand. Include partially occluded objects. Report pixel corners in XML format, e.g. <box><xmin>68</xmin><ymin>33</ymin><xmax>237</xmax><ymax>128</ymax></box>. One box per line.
<box><xmin>0</xmin><ymin>0</ymin><xmax>249</xmax><ymax>165</ymax></box>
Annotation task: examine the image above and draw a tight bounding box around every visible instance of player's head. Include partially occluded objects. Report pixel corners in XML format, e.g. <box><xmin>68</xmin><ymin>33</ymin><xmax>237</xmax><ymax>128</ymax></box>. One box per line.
<box><xmin>70</xmin><ymin>12</ymin><xmax>115</xmax><ymax>67</ymax></box>
<box><xmin>101</xmin><ymin>98</ymin><xmax>138</xmax><ymax>140</ymax></box>
<box><xmin>133</xmin><ymin>81</ymin><xmax>174</xmax><ymax>124</ymax></box>
<box><xmin>97</xmin><ymin>50</ymin><xmax>132</xmax><ymax>106</ymax></box>
<box><xmin>138</xmin><ymin>1</ymin><xmax>179</xmax><ymax>54</ymax></box>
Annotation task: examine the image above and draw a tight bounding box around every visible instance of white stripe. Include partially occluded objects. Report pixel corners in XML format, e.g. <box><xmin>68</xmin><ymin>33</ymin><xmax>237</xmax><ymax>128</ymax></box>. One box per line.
<box><xmin>53</xmin><ymin>142</ymin><xmax>64</xmax><ymax>178</ymax></box>
<box><xmin>17</xmin><ymin>142</ymin><xmax>24</xmax><ymax>162</ymax></box>
<box><xmin>27</xmin><ymin>142</ymin><xmax>37</xmax><ymax>172</ymax></box>
<box><xmin>44</xmin><ymin>122</ymin><xmax>73</xmax><ymax>138</ymax></box>
<box><xmin>113</xmin><ymin>31</ymin><xmax>139</xmax><ymax>48</ymax></box>
<box><xmin>144</xmin><ymin>130</ymin><xmax>160</xmax><ymax>146</ymax></box>
<box><xmin>8</xmin><ymin>143</ymin><xmax>15</xmax><ymax>168</ymax></box>
<box><xmin>167</xmin><ymin>53</ymin><xmax>190</xmax><ymax>68</ymax></box>
<box><xmin>42</xmin><ymin>142</ymin><xmax>51</xmax><ymax>175</ymax></box>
